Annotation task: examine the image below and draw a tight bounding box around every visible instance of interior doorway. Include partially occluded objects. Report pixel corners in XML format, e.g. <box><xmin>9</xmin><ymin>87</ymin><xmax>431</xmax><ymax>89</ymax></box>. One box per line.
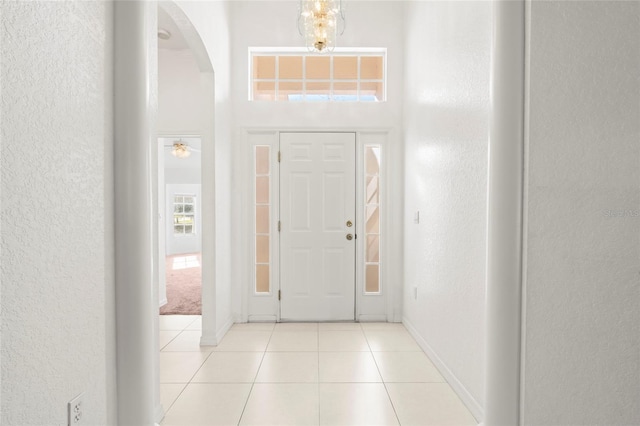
<box><xmin>158</xmin><ymin>136</ymin><xmax>202</xmax><ymax>315</ymax></box>
<box><xmin>279</xmin><ymin>132</ymin><xmax>357</xmax><ymax>321</ymax></box>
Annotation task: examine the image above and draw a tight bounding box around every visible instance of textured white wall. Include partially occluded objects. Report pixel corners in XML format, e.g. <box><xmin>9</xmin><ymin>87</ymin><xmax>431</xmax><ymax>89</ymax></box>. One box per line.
<box><xmin>523</xmin><ymin>1</ymin><xmax>640</xmax><ymax>424</ymax></box>
<box><xmin>0</xmin><ymin>3</ymin><xmax>116</xmax><ymax>425</ymax></box>
<box><xmin>401</xmin><ymin>1</ymin><xmax>491</xmax><ymax>418</ymax></box>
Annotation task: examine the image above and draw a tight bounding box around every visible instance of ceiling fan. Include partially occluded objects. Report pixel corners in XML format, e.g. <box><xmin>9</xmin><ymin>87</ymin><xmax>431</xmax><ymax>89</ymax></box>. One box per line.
<box><xmin>164</xmin><ymin>140</ymin><xmax>201</xmax><ymax>159</ymax></box>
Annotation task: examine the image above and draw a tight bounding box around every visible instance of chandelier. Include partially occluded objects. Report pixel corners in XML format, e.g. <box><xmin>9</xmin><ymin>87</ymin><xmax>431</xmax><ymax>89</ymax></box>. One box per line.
<box><xmin>298</xmin><ymin>0</ymin><xmax>345</xmax><ymax>53</ymax></box>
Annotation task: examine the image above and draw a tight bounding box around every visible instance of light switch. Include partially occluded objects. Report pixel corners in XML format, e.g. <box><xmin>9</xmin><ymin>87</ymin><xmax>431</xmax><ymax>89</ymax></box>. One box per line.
<box><xmin>414</xmin><ymin>211</ymin><xmax>420</xmax><ymax>224</ymax></box>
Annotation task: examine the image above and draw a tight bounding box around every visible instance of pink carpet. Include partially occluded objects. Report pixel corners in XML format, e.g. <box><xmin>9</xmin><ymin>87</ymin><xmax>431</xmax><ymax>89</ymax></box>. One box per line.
<box><xmin>160</xmin><ymin>253</ymin><xmax>202</xmax><ymax>315</ymax></box>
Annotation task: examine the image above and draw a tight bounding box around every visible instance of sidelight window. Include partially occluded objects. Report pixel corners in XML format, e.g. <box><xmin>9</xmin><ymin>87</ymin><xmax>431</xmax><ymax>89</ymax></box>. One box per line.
<box><xmin>364</xmin><ymin>146</ymin><xmax>381</xmax><ymax>293</ymax></box>
<box><xmin>255</xmin><ymin>145</ymin><xmax>271</xmax><ymax>293</ymax></box>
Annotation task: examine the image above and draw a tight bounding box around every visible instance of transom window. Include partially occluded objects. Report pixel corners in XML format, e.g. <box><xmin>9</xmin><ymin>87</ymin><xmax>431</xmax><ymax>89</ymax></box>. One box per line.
<box><xmin>250</xmin><ymin>49</ymin><xmax>386</xmax><ymax>102</ymax></box>
<box><xmin>174</xmin><ymin>195</ymin><xmax>195</xmax><ymax>235</ymax></box>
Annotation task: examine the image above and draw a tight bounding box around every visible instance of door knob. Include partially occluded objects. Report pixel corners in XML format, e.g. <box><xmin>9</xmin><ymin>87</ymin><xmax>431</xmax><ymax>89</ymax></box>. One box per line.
<box><xmin>346</xmin><ymin>234</ymin><xmax>353</xmax><ymax>241</ymax></box>
<box><xmin>346</xmin><ymin>220</ymin><xmax>353</xmax><ymax>227</ymax></box>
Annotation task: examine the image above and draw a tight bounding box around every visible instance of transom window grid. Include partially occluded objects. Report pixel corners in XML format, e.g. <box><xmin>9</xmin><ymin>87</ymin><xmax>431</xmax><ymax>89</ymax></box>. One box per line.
<box><xmin>255</xmin><ymin>146</ymin><xmax>271</xmax><ymax>294</ymax></box>
<box><xmin>251</xmin><ymin>52</ymin><xmax>385</xmax><ymax>102</ymax></box>
<box><xmin>174</xmin><ymin>195</ymin><xmax>195</xmax><ymax>235</ymax></box>
<box><xmin>364</xmin><ymin>146</ymin><xmax>381</xmax><ymax>294</ymax></box>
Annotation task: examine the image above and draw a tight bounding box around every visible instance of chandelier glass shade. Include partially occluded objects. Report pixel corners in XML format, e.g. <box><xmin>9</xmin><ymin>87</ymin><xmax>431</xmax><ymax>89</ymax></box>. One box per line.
<box><xmin>171</xmin><ymin>143</ymin><xmax>191</xmax><ymax>159</ymax></box>
<box><xmin>298</xmin><ymin>0</ymin><xmax>345</xmax><ymax>53</ymax></box>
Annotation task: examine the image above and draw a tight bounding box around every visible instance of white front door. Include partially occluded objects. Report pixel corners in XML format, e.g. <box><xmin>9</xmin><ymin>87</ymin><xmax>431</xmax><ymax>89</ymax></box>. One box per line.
<box><xmin>279</xmin><ymin>132</ymin><xmax>356</xmax><ymax>321</ymax></box>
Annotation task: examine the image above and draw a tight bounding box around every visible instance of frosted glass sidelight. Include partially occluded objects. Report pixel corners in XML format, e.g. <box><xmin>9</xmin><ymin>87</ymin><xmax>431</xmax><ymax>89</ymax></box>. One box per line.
<box><xmin>256</xmin><ymin>235</ymin><xmax>270</xmax><ymax>263</ymax></box>
<box><xmin>365</xmin><ymin>264</ymin><xmax>379</xmax><ymax>293</ymax></box>
<box><xmin>366</xmin><ymin>235</ymin><xmax>380</xmax><ymax>263</ymax></box>
<box><xmin>364</xmin><ymin>144</ymin><xmax>381</xmax><ymax>294</ymax></box>
<box><xmin>256</xmin><ymin>264</ymin><xmax>270</xmax><ymax>293</ymax></box>
<box><xmin>255</xmin><ymin>146</ymin><xmax>270</xmax><ymax>175</ymax></box>
<box><xmin>366</xmin><ymin>206</ymin><xmax>379</xmax><ymax>234</ymax></box>
<box><xmin>256</xmin><ymin>176</ymin><xmax>269</xmax><ymax>204</ymax></box>
<box><xmin>255</xmin><ymin>145</ymin><xmax>271</xmax><ymax>293</ymax></box>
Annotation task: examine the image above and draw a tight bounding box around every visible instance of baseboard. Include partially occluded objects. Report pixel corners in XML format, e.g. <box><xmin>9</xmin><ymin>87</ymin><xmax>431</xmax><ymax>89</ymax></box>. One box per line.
<box><xmin>403</xmin><ymin>317</ymin><xmax>484</xmax><ymax>422</ymax></box>
<box><xmin>358</xmin><ymin>314</ymin><xmax>389</xmax><ymax>322</ymax></box>
<box><xmin>159</xmin><ymin>298</ymin><xmax>168</xmax><ymax>308</ymax></box>
<box><xmin>216</xmin><ymin>316</ymin><xmax>234</xmax><ymax>342</ymax></box>
<box><xmin>200</xmin><ymin>331</ymin><xmax>218</xmax><ymax>346</ymax></box>
<box><xmin>248</xmin><ymin>314</ymin><xmax>277</xmax><ymax>322</ymax></box>
<box><xmin>154</xmin><ymin>402</ymin><xmax>165</xmax><ymax>424</ymax></box>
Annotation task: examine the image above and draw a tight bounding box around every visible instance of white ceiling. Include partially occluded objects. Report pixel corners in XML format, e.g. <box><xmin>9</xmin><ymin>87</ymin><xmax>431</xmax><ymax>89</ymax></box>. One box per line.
<box><xmin>158</xmin><ymin>7</ymin><xmax>189</xmax><ymax>51</ymax></box>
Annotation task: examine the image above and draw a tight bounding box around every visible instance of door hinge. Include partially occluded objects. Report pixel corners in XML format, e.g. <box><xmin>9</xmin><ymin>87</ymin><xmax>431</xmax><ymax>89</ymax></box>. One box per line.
<box><xmin>278</xmin><ymin>151</ymin><xmax>281</xmax><ymax>162</ymax></box>
<box><xmin>278</xmin><ymin>221</ymin><xmax>281</xmax><ymax>232</ymax></box>
<box><xmin>278</xmin><ymin>290</ymin><xmax>281</xmax><ymax>300</ymax></box>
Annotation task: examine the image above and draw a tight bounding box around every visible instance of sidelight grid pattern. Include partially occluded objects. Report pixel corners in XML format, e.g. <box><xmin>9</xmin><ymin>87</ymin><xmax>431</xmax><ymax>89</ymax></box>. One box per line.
<box><xmin>364</xmin><ymin>146</ymin><xmax>381</xmax><ymax>293</ymax></box>
<box><xmin>255</xmin><ymin>146</ymin><xmax>271</xmax><ymax>293</ymax></box>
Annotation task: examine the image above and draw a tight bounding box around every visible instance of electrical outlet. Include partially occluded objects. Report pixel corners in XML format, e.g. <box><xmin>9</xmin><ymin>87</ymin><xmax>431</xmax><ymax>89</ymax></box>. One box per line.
<box><xmin>413</xmin><ymin>286</ymin><xmax>418</xmax><ymax>300</ymax></box>
<box><xmin>414</xmin><ymin>210</ymin><xmax>420</xmax><ymax>224</ymax></box>
<box><xmin>68</xmin><ymin>393</ymin><xmax>84</xmax><ymax>425</ymax></box>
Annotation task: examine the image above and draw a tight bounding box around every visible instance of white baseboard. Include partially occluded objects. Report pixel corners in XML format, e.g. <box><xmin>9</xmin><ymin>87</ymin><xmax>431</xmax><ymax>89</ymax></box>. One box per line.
<box><xmin>248</xmin><ymin>314</ymin><xmax>277</xmax><ymax>322</ymax></box>
<box><xmin>403</xmin><ymin>317</ymin><xmax>484</xmax><ymax>423</ymax></box>
<box><xmin>154</xmin><ymin>403</ymin><xmax>165</xmax><ymax>424</ymax></box>
<box><xmin>216</xmin><ymin>316</ymin><xmax>234</xmax><ymax>342</ymax></box>
<box><xmin>358</xmin><ymin>314</ymin><xmax>389</xmax><ymax>322</ymax></box>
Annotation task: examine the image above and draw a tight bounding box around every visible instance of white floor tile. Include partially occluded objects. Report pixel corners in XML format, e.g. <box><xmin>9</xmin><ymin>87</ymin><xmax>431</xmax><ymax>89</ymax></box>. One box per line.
<box><xmin>159</xmin><ymin>352</ymin><xmax>211</xmax><ymax>383</ymax></box>
<box><xmin>185</xmin><ymin>316</ymin><xmax>202</xmax><ymax>330</ymax></box>
<box><xmin>360</xmin><ymin>322</ymin><xmax>406</xmax><ymax>331</ymax></box>
<box><xmin>373</xmin><ymin>351</ymin><xmax>444</xmax><ymax>383</ymax></box>
<box><xmin>159</xmin><ymin>330</ymin><xmax>181</xmax><ymax>350</ymax></box>
<box><xmin>215</xmin><ymin>330</ymin><xmax>272</xmax><ymax>352</ymax></box>
<box><xmin>162</xmin><ymin>331</ymin><xmax>216</xmax><ymax>352</ymax></box>
<box><xmin>159</xmin><ymin>314</ymin><xmax>200</xmax><ymax>331</ymax></box>
<box><xmin>386</xmin><ymin>383</ymin><xmax>477</xmax><ymax>426</ymax></box>
<box><xmin>191</xmin><ymin>352</ymin><xmax>263</xmax><ymax>383</ymax></box>
<box><xmin>240</xmin><ymin>383</ymin><xmax>319</xmax><ymax>426</ymax></box>
<box><xmin>364</xmin><ymin>330</ymin><xmax>422</xmax><ymax>352</ymax></box>
<box><xmin>267</xmin><ymin>331</ymin><xmax>318</xmax><ymax>351</ymax></box>
<box><xmin>256</xmin><ymin>352</ymin><xmax>319</xmax><ymax>383</ymax></box>
<box><xmin>159</xmin><ymin>383</ymin><xmax>186</xmax><ymax>413</ymax></box>
<box><xmin>319</xmin><ymin>383</ymin><xmax>399</xmax><ymax>426</ymax></box>
<box><xmin>162</xmin><ymin>383</ymin><xmax>252</xmax><ymax>426</ymax></box>
<box><xmin>319</xmin><ymin>330</ymin><xmax>369</xmax><ymax>351</ymax></box>
<box><xmin>319</xmin><ymin>352</ymin><xmax>382</xmax><ymax>383</ymax></box>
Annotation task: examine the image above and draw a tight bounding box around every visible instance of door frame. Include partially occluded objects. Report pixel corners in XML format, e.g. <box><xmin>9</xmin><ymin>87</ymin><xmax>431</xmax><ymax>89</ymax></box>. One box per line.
<box><xmin>240</xmin><ymin>128</ymin><xmax>394</xmax><ymax>323</ymax></box>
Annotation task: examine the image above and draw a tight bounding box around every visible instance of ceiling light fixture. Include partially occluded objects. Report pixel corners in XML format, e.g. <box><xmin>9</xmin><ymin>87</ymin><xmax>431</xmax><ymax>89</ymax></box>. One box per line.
<box><xmin>171</xmin><ymin>142</ymin><xmax>191</xmax><ymax>159</ymax></box>
<box><xmin>298</xmin><ymin>0</ymin><xmax>345</xmax><ymax>53</ymax></box>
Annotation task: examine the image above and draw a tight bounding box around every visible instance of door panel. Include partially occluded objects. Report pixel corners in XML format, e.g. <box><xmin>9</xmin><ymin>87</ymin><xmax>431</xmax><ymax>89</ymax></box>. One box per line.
<box><xmin>280</xmin><ymin>132</ymin><xmax>356</xmax><ymax>321</ymax></box>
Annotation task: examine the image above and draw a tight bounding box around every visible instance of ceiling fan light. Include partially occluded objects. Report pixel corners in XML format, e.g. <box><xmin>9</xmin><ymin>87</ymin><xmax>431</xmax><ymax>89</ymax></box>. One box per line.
<box><xmin>171</xmin><ymin>143</ymin><xmax>191</xmax><ymax>159</ymax></box>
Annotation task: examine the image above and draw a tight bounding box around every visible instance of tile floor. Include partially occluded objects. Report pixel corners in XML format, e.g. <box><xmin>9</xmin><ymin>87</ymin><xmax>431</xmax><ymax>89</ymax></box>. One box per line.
<box><xmin>159</xmin><ymin>315</ymin><xmax>478</xmax><ymax>426</ymax></box>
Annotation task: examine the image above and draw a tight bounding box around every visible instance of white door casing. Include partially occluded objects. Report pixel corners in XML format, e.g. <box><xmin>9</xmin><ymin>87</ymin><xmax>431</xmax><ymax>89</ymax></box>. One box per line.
<box><xmin>279</xmin><ymin>132</ymin><xmax>357</xmax><ymax>321</ymax></box>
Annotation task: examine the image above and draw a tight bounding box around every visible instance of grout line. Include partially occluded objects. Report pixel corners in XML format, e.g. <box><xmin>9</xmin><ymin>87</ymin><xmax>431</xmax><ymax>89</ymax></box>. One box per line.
<box><xmin>363</xmin><ymin>326</ymin><xmax>403</xmax><ymax>425</ymax></box>
<box><xmin>236</xmin><ymin>322</ymin><xmax>276</xmax><ymax>425</ymax></box>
